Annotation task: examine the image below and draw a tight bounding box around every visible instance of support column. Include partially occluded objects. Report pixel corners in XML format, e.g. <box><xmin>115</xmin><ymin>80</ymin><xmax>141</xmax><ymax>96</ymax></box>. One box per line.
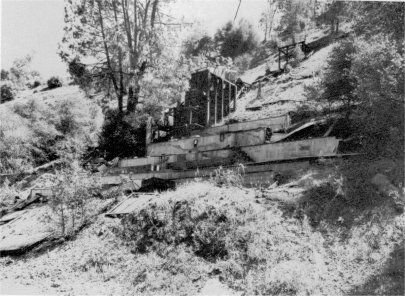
<box><xmin>221</xmin><ymin>79</ymin><xmax>224</xmax><ymax>121</ymax></box>
<box><xmin>214</xmin><ymin>79</ymin><xmax>218</xmax><ymax>125</ymax></box>
<box><xmin>206</xmin><ymin>72</ymin><xmax>211</xmax><ymax>126</ymax></box>
<box><xmin>233</xmin><ymin>84</ymin><xmax>237</xmax><ymax>111</ymax></box>
<box><xmin>228</xmin><ymin>83</ymin><xmax>231</xmax><ymax>114</ymax></box>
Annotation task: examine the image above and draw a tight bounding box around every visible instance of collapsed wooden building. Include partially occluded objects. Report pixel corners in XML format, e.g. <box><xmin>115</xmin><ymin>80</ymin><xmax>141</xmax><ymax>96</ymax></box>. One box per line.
<box><xmin>100</xmin><ymin>66</ymin><xmax>357</xmax><ymax>190</ymax></box>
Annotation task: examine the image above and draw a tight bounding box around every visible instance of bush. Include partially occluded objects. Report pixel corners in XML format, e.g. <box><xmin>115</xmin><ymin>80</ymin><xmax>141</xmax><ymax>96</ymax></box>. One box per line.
<box><xmin>0</xmin><ymin>180</ymin><xmax>19</xmax><ymax>215</ymax></box>
<box><xmin>1</xmin><ymin>83</ymin><xmax>15</xmax><ymax>104</ymax></box>
<box><xmin>49</xmin><ymin>163</ymin><xmax>101</xmax><ymax>237</ymax></box>
<box><xmin>32</xmin><ymin>80</ymin><xmax>41</xmax><ymax>88</ymax></box>
<box><xmin>47</xmin><ymin>76</ymin><xmax>63</xmax><ymax>89</ymax></box>
<box><xmin>118</xmin><ymin>182</ymin><xmax>334</xmax><ymax>295</ymax></box>
<box><xmin>99</xmin><ymin>109</ymin><xmax>147</xmax><ymax>160</ymax></box>
<box><xmin>214</xmin><ymin>19</ymin><xmax>259</xmax><ymax>59</ymax></box>
<box><xmin>0</xmin><ymin>89</ymin><xmax>102</xmax><ymax>173</ymax></box>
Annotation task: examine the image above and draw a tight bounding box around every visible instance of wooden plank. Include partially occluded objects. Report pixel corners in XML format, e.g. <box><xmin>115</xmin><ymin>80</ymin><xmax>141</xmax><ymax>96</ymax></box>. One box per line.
<box><xmin>242</xmin><ymin>137</ymin><xmax>339</xmax><ymax>163</ymax></box>
<box><xmin>101</xmin><ymin>159</ymin><xmax>312</xmax><ymax>185</ymax></box>
<box><xmin>191</xmin><ymin>115</ymin><xmax>290</xmax><ymax>136</ymax></box>
<box><xmin>221</xmin><ymin>80</ymin><xmax>224</xmax><ymax>121</ymax></box>
<box><xmin>214</xmin><ymin>78</ymin><xmax>218</xmax><ymax>125</ymax></box>
<box><xmin>206</xmin><ymin>72</ymin><xmax>211</xmax><ymax>125</ymax></box>
<box><xmin>103</xmin><ymin>137</ymin><xmax>340</xmax><ymax>184</ymax></box>
<box><xmin>147</xmin><ymin>133</ymin><xmax>236</xmax><ymax>156</ymax></box>
<box><xmin>233</xmin><ymin>84</ymin><xmax>237</xmax><ymax>111</ymax></box>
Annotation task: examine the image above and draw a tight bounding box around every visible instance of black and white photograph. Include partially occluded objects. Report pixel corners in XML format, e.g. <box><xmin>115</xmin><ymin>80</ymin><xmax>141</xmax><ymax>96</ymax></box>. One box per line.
<box><xmin>0</xmin><ymin>0</ymin><xmax>404</xmax><ymax>294</ymax></box>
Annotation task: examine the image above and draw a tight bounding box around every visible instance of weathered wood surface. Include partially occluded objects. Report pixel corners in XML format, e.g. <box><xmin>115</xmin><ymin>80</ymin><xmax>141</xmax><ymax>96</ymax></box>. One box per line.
<box><xmin>0</xmin><ymin>232</ymin><xmax>51</xmax><ymax>255</ymax></box>
<box><xmin>191</xmin><ymin>115</ymin><xmax>290</xmax><ymax>136</ymax></box>
<box><xmin>147</xmin><ymin>133</ymin><xmax>236</xmax><ymax>156</ymax></box>
<box><xmin>147</xmin><ymin>129</ymin><xmax>267</xmax><ymax>157</ymax></box>
<box><xmin>105</xmin><ymin>193</ymin><xmax>158</xmax><ymax>217</ymax></box>
<box><xmin>242</xmin><ymin>137</ymin><xmax>339</xmax><ymax>163</ymax></box>
<box><xmin>101</xmin><ymin>160</ymin><xmax>312</xmax><ymax>185</ymax></box>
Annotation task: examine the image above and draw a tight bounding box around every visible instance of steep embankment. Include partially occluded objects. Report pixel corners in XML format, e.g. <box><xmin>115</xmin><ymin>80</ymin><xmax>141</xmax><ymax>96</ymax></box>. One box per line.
<box><xmin>1</xmin><ymin>177</ymin><xmax>403</xmax><ymax>295</ymax></box>
<box><xmin>0</xmin><ymin>85</ymin><xmax>103</xmax><ymax>175</ymax></box>
<box><xmin>226</xmin><ymin>26</ymin><xmax>351</xmax><ymax>123</ymax></box>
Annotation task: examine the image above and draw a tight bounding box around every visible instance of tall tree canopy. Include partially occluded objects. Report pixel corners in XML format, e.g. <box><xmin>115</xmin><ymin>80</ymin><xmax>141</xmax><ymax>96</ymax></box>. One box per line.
<box><xmin>59</xmin><ymin>0</ymin><xmax>189</xmax><ymax>114</ymax></box>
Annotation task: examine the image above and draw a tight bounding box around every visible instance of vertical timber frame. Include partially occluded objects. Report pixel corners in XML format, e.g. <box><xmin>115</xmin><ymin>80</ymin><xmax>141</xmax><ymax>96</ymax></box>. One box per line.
<box><xmin>214</xmin><ymin>78</ymin><xmax>218</xmax><ymax>125</ymax></box>
<box><xmin>206</xmin><ymin>71</ymin><xmax>211</xmax><ymax>126</ymax></box>
<box><xmin>221</xmin><ymin>79</ymin><xmax>224</xmax><ymax>121</ymax></box>
<box><xmin>228</xmin><ymin>83</ymin><xmax>231</xmax><ymax>114</ymax></box>
<box><xmin>233</xmin><ymin>84</ymin><xmax>237</xmax><ymax>111</ymax></box>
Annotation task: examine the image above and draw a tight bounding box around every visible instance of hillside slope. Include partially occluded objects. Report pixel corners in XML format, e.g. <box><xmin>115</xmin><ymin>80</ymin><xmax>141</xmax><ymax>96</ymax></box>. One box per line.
<box><xmin>0</xmin><ymin>85</ymin><xmax>103</xmax><ymax>174</ymax></box>
<box><xmin>1</xmin><ymin>179</ymin><xmax>403</xmax><ymax>295</ymax></box>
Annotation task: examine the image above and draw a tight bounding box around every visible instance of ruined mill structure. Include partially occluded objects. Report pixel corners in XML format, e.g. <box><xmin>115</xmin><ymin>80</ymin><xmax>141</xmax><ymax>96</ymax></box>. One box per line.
<box><xmin>101</xmin><ymin>61</ymin><xmax>353</xmax><ymax>191</ymax></box>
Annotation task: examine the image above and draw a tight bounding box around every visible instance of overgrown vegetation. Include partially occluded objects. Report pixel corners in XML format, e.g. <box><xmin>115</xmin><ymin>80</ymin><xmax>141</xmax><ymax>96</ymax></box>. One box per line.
<box><xmin>0</xmin><ymin>88</ymin><xmax>102</xmax><ymax>173</ymax></box>
<box><xmin>0</xmin><ymin>83</ymin><xmax>15</xmax><ymax>104</ymax></box>
<box><xmin>114</xmin><ymin>181</ymin><xmax>404</xmax><ymax>295</ymax></box>
<box><xmin>48</xmin><ymin>162</ymin><xmax>101</xmax><ymax>237</ymax></box>
<box><xmin>98</xmin><ymin>109</ymin><xmax>147</xmax><ymax>160</ymax></box>
<box><xmin>301</xmin><ymin>2</ymin><xmax>404</xmax><ymax>225</ymax></box>
<box><xmin>47</xmin><ymin>76</ymin><xmax>63</xmax><ymax>89</ymax></box>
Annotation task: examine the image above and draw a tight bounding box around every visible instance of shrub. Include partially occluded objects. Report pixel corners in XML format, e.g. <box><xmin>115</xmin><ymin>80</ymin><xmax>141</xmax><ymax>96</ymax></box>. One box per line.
<box><xmin>47</xmin><ymin>76</ymin><xmax>63</xmax><ymax>89</ymax></box>
<box><xmin>119</xmin><ymin>182</ymin><xmax>335</xmax><ymax>295</ymax></box>
<box><xmin>32</xmin><ymin>80</ymin><xmax>41</xmax><ymax>88</ymax></box>
<box><xmin>211</xmin><ymin>165</ymin><xmax>245</xmax><ymax>188</ymax></box>
<box><xmin>99</xmin><ymin>109</ymin><xmax>147</xmax><ymax>160</ymax></box>
<box><xmin>1</xmin><ymin>83</ymin><xmax>15</xmax><ymax>104</ymax></box>
<box><xmin>0</xmin><ymin>180</ymin><xmax>19</xmax><ymax>215</ymax></box>
<box><xmin>49</xmin><ymin>162</ymin><xmax>101</xmax><ymax>237</ymax></box>
<box><xmin>214</xmin><ymin>19</ymin><xmax>259</xmax><ymax>59</ymax></box>
<box><xmin>0</xmin><ymin>90</ymin><xmax>102</xmax><ymax>173</ymax></box>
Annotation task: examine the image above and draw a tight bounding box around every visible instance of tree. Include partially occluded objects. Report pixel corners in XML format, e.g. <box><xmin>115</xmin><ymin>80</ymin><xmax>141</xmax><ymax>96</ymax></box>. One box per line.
<box><xmin>183</xmin><ymin>34</ymin><xmax>215</xmax><ymax>58</ymax></box>
<box><xmin>259</xmin><ymin>0</ymin><xmax>278</xmax><ymax>42</ymax></box>
<box><xmin>214</xmin><ymin>19</ymin><xmax>259</xmax><ymax>59</ymax></box>
<box><xmin>1</xmin><ymin>83</ymin><xmax>15</xmax><ymax>104</ymax></box>
<box><xmin>1</xmin><ymin>70</ymin><xmax>9</xmax><ymax>81</ymax></box>
<box><xmin>353</xmin><ymin>1</ymin><xmax>404</xmax><ymax>44</ymax></box>
<box><xmin>350</xmin><ymin>35</ymin><xmax>404</xmax><ymax>159</ymax></box>
<box><xmin>275</xmin><ymin>0</ymin><xmax>312</xmax><ymax>38</ymax></box>
<box><xmin>305</xmin><ymin>39</ymin><xmax>357</xmax><ymax>114</ymax></box>
<box><xmin>316</xmin><ymin>0</ymin><xmax>347</xmax><ymax>34</ymax></box>
<box><xmin>60</xmin><ymin>0</ymin><xmax>187</xmax><ymax>115</ymax></box>
<box><xmin>2</xmin><ymin>54</ymin><xmax>42</xmax><ymax>89</ymax></box>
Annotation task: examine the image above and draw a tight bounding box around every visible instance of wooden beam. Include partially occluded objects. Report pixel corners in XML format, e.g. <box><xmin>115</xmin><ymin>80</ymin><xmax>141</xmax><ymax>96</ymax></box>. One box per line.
<box><xmin>206</xmin><ymin>72</ymin><xmax>211</xmax><ymax>126</ymax></box>
<box><xmin>221</xmin><ymin>79</ymin><xmax>224</xmax><ymax>121</ymax></box>
<box><xmin>233</xmin><ymin>84</ymin><xmax>237</xmax><ymax>111</ymax></box>
<box><xmin>214</xmin><ymin>79</ymin><xmax>218</xmax><ymax>125</ymax></box>
<box><xmin>228</xmin><ymin>83</ymin><xmax>231</xmax><ymax>114</ymax></box>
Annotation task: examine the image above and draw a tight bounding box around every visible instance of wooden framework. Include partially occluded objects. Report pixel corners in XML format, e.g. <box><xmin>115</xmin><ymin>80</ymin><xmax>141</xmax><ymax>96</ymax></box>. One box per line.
<box><xmin>277</xmin><ymin>40</ymin><xmax>310</xmax><ymax>70</ymax></box>
<box><xmin>179</xmin><ymin>69</ymin><xmax>238</xmax><ymax>129</ymax></box>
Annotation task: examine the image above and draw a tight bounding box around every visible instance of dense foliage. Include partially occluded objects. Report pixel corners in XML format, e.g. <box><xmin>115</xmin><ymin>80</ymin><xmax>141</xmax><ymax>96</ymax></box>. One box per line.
<box><xmin>1</xmin><ymin>83</ymin><xmax>15</xmax><ymax>104</ymax></box>
<box><xmin>47</xmin><ymin>76</ymin><xmax>63</xmax><ymax>89</ymax></box>
<box><xmin>98</xmin><ymin>109</ymin><xmax>147</xmax><ymax>160</ymax></box>
<box><xmin>0</xmin><ymin>89</ymin><xmax>102</xmax><ymax>173</ymax></box>
<box><xmin>302</xmin><ymin>2</ymin><xmax>404</xmax><ymax>211</ymax></box>
<box><xmin>214</xmin><ymin>20</ymin><xmax>259</xmax><ymax>59</ymax></box>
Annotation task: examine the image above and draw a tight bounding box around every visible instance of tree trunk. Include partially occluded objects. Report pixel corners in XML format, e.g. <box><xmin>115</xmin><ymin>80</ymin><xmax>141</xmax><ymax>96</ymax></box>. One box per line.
<box><xmin>127</xmin><ymin>84</ymin><xmax>138</xmax><ymax>113</ymax></box>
